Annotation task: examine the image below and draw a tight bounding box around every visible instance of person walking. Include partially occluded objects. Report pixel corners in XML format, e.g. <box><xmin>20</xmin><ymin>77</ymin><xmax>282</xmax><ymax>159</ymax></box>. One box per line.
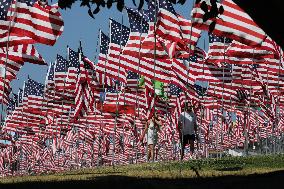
<box><xmin>178</xmin><ymin>103</ymin><xmax>199</xmax><ymax>160</ymax></box>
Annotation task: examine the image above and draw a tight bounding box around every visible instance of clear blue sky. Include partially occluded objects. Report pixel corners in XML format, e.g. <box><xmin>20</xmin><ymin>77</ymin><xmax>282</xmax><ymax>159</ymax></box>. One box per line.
<box><xmin>10</xmin><ymin>0</ymin><xmax>208</xmax><ymax>93</ymax></box>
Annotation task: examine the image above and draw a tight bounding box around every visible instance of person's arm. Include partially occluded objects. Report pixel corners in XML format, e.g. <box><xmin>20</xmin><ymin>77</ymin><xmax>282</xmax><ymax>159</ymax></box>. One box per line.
<box><xmin>194</xmin><ymin>115</ymin><xmax>199</xmax><ymax>139</ymax></box>
<box><xmin>140</xmin><ymin>120</ymin><xmax>149</xmax><ymax>142</ymax></box>
<box><xmin>178</xmin><ymin>115</ymin><xmax>183</xmax><ymax>137</ymax></box>
<box><xmin>156</xmin><ymin>119</ymin><xmax>162</xmax><ymax>131</ymax></box>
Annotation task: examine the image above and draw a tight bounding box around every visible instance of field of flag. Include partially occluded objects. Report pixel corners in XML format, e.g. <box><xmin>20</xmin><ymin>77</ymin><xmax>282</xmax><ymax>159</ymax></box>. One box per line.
<box><xmin>0</xmin><ymin>0</ymin><xmax>284</xmax><ymax>178</ymax></box>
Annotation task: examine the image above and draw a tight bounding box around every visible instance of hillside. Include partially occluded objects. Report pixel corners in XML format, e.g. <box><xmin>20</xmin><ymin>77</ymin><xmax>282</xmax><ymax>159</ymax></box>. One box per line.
<box><xmin>1</xmin><ymin>155</ymin><xmax>284</xmax><ymax>189</ymax></box>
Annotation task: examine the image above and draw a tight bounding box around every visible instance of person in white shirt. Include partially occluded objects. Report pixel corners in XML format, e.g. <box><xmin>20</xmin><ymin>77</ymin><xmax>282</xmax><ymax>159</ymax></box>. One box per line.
<box><xmin>178</xmin><ymin>103</ymin><xmax>198</xmax><ymax>160</ymax></box>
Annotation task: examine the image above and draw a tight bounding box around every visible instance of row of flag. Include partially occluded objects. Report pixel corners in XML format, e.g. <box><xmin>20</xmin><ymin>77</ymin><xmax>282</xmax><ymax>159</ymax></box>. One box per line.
<box><xmin>0</xmin><ymin>0</ymin><xmax>64</xmax><ymax>104</ymax></box>
<box><xmin>0</xmin><ymin>0</ymin><xmax>284</xmax><ymax>177</ymax></box>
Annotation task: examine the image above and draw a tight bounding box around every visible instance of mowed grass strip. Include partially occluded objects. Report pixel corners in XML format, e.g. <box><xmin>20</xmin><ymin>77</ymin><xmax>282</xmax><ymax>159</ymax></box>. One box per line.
<box><xmin>1</xmin><ymin>154</ymin><xmax>284</xmax><ymax>184</ymax></box>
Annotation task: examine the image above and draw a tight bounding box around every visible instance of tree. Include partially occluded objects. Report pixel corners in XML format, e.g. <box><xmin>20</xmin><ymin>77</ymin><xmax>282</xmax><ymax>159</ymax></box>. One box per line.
<box><xmin>58</xmin><ymin>0</ymin><xmax>283</xmax><ymax>49</ymax></box>
<box><xmin>58</xmin><ymin>0</ymin><xmax>186</xmax><ymax>18</ymax></box>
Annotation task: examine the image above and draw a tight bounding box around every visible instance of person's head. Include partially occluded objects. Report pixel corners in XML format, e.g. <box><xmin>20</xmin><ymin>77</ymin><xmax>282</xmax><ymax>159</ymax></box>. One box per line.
<box><xmin>152</xmin><ymin>112</ymin><xmax>158</xmax><ymax>120</ymax></box>
<box><xmin>184</xmin><ymin>102</ymin><xmax>194</xmax><ymax>112</ymax></box>
<box><xmin>188</xmin><ymin>105</ymin><xmax>194</xmax><ymax>112</ymax></box>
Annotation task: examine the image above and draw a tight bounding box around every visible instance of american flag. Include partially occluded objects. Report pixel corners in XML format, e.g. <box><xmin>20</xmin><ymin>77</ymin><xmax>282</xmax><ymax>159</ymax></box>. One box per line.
<box><xmin>0</xmin><ymin>44</ymin><xmax>46</xmax><ymax>65</ymax></box>
<box><xmin>206</xmin><ymin>82</ymin><xmax>239</xmax><ymax>108</ymax></box>
<box><xmin>169</xmin><ymin>84</ymin><xmax>185</xmax><ymax>130</ymax></box>
<box><xmin>0</xmin><ymin>0</ymin><xmax>64</xmax><ymax>46</ymax></box>
<box><xmin>0</xmin><ymin>43</ymin><xmax>46</xmax><ymax>105</ymax></box>
<box><xmin>189</xmin><ymin>42</ymin><xmax>233</xmax><ymax>84</ymax></box>
<box><xmin>169</xmin><ymin>84</ymin><xmax>183</xmax><ymax>104</ymax></box>
<box><xmin>155</xmin><ymin>0</ymin><xmax>202</xmax><ymax>58</ymax></box>
<box><xmin>95</xmin><ymin>31</ymin><xmax>114</xmax><ymax>87</ymax></box>
<box><xmin>82</xmin><ymin>55</ymin><xmax>102</xmax><ymax>98</ymax></box>
<box><xmin>206</xmin><ymin>34</ymin><xmax>232</xmax><ymax>67</ymax></box>
<box><xmin>22</xmin><ymin>78</ymin><xmax>45</xmax><ymax>112</ymax></box>
<box><xmin>207</xmin><ymin>63</ymin><xmax>233</xmax><ymax>84</ymax></box>
<box><xmin>0</xmin><ymin>0</ymin><xmax>33</xmax><ymax>46</ymax></box>
<box><xmin>73</xmin><ymin>53</ymin><xmax>99</xmax><ymax>120</ymax></box>
<box><xmin>123</xmin><ymin>8</ymin><xmax>149</xmax><ymax>56</ymax></box>
<box><xmin>44</xmin><ymin>62</ymin><xmax>55</xmax><ymax>100</ymax></box>
<box><xmin>5</xmin><ymin>79</ymin><xmax>45</xmax><ymax>133</ymax></box>
<box><xmin>54</xmin><ymin>54</ymin><xmax>68</xmax><ymax>90</ymax></box>
<box><xmin>0</xmin><ymin>71</ymin><xmax>12</xmax><ymax>105</ymax></box>
<box><xmin>102</xmin><ymin>83</ymin><xmax>137</xmax><ymax>115</ymax></box>
<box><xmin>104</xmin><ymin>86</ymin><xmax>119</xmax><ymax>106</ymax></box>
<box><xmin>96</xmin><ymin>19</ymin><xmax>129</xmax><ymax>85</ymax></box>
<box><xmin>80</xmin><ymin>55</ymin><xmax>97</xmax><ymax>87</ymax></box>
<box><xmin>152</xmin><ymin>0</ymin><xmax>180</xmax><ymax>58</ymax></box>
<box><xmin>17</xmin><ymin>88</ymin><xmax>23</xmax><ymax>106</ymax></box>
<box><xmin>171</xmin><ymin>54</ymin><xmax>200</xmax><ymax>91</ymax></box>
<box><xmin>6</xmin><ymin>93</ymin><xmax>17</xmax><ymax>116</ymax></box>
<box><xmin>194</xmin><ymin>83</ymin><xmax>207</xmax><ymax>97</ymax></box>
<box><xmin>142</xmin><ymin>76</ymin><xmax>155</xmax><ymax>119</ymax></box>
<box><xmin>118</xmin><ymin>91</ymin><xmax>147</xmax><ymax>114</ymax></box>
<box><xmin>0</xmin><ymin>44</ymin><xmax>46</xmax><ymax>80</ymax></box>
<box><xmin>121</xmin><ymin>8</ymin><xmax>173</xmax><ymax>84</ymax></box>
<box><xmin>65</xmin><ymin>48</ymin><xmax>80</xmax><ymax>91</ymax></box>
<box><xmin>0</xmin><ymin>57</ymin><xmax>23</xmax><ymax>81</ymax></box>
<box><xmin>172</xmin><ymin>48</ymin><xmax>212</xmax><ymax>97</ymax></box>
<box><xmin>191</xmin><ymin>0</ymin><xmax>266</xmax><ymax>47</ymax></box>
<box><xmin>208</xmin><ymin>36</ymin><xmax>276</xmax><ymax>66</ymax></box>
<box><xmin>250</xmin><ymin>60</ymin><xmax>284</xmax><ymax>92</ymax></box>
<box><xmin>119</xmin><ymin>72</ymin><xmax>147</xmax><ymax>111</ymax></box>
<box><xmin>53</xmin><ymin>54</ymin><xmax>75</xmax><ymax>99</ymax></box>
<box><xmin>43</xmin><ymin>61</ymin><xmax>73</xmax><ymax>118</ymax></box>
<box><xmin>226</xmin><ymin>37</ymin><xmax>276</xmax><ymax>61</ymax></box>
<box><xmin>125</xmin><ymin>71</ymin><xmax>140</xmax><ymax>92</ymax></box>
<box><xmin>139</xmin><ymin>0</ymin><xmax>170</xmax><ymax>59</ymax></box>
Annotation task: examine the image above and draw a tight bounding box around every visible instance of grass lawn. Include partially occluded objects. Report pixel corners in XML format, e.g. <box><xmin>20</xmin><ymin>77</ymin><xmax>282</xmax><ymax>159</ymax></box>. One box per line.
<box><xmin>1</xmin><ymin>154</ymin><xmax>284</xmax><ymax>188</ymax></box>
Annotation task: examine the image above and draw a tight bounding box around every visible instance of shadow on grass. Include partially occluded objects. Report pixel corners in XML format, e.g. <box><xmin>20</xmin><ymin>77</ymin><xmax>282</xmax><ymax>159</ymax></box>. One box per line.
<box><xmin>1</xmin><ymin>170</ymin><xmax>284</xmax><ymax>189</ymax></box>
<box><xmin>57</xmin><ymin>171</ymin><xmax>125</xmax><ymax>176</ymax></box>
<box><xmin>215</xmin><ymin>166</ymin><xmax>243</xmax><ymax>171</ymax></box>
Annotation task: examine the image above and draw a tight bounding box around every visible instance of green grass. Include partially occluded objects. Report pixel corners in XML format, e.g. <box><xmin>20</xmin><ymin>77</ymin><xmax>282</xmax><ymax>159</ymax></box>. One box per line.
<box><xmin>1</xmin><ymin>154</ymin><xmax>284</xmax><ymax>184</ymax></box>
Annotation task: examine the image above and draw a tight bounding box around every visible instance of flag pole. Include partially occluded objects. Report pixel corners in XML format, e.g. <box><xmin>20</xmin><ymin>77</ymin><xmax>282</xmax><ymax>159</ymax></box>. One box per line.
<box><xmin>59</xmin><ymin>47</ymin><xmax>70</xmax><ymax>169</ymax></box>
<box><xmin>111</xmin><ymin>11</ymin><xmax>126</xmax><ymax>168</ymax></box>
<box><xmin>23</xmin><ymin>77</ymin><xmax>36</xmax><ymax>175</ymax></box>
<box><xmin>200</xmin><ymin>37</ymin><xmax>207</xmax><ymax>158</ymax></box>
<box><xmin>96</xmin><ymin>30</ymin><xmax>103</xmax><ymax>167</ymax></box>
<box><xmin>118</xmin><ymin>10</ymin><xmax>130</xmax><ymax>165</ymax></box>
<box><xmin>181</xmin><ymin>0</ymin><xmax>197</xmax><ymax>161</ymax></box>
<box><xmin>276</xmin><ymin>48</ymin><xmax>282</xmax><ymax>153</ymax></box>
<box><xmin>17</xmin><ymin>85</ymin><xmax>26</xmax><ymax>174</ymax></box>
<box><xmin>50</xmin><ymin>57</ymin><xmax>66</xmax><ymax>172</ymax></box>
<box><xmin>96</xmin><ymin>29</ymin><xmax>109</xmax><ymax>167</ymax></box>
<box><xmin>90</xmin><ymin>32</ymin><xmax>100</xmax><ymax>167</ymax></box>
<box><xmin>1</xmin><ymin>0</ymin><xmax>18</xmax><ymax>126</ymax></box>
<box><xmin>132</xmin><ymin>8</ymin><xmax>147</xmax><ymax>165</ymax></box>
<box><xmin>212</xmin><ymin>85</ymin><xmax>218</xmax><ymax>158</ymax></box>
<box><xmin>32</xmin><ymin>64</ymin><xmax>52</xmax><ymax>174</ymax></box>
<box><xmin>219</xmin><ymin>36</ymin><xmax>228</xmax><ymax>158</ymax></box>
<box><xmin>151</xmin><ymin>0</ymin><xmax>160</xmax><ymax>163</ymax></box>
<box><xmin>265</xmin><ymin>59</ymin><xmax>269</xmax><ymax>155</ymax></box>
<box><xmin>4</xmin><ymin>91</ymin><xmax>20</xmax><ymax>174</ymax></box>
<box><xmin>245</xmin><ymin>48</ymin><xmax>256</xmax><ymax>156</ymax></box>
<box><xmin>79</xmin><ymin>40</ymin><xmax>89</xmax><ymax>168</ymax></box>
<box><xmin>54</xmin><ymin>46</ymin><xmax>70</xmax><ymax>170</ymax></box>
